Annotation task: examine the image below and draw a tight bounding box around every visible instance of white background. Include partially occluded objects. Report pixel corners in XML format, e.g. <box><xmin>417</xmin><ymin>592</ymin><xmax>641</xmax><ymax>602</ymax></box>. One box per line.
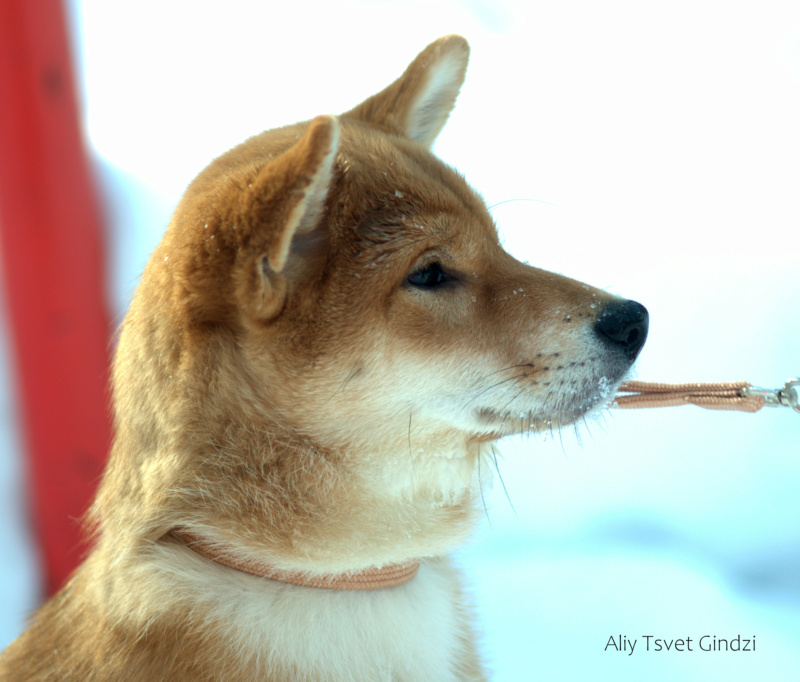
<box><xmin>1</xmin><ymin>1</ymin><xmax>799</xmax><ymax>679</ymax></box>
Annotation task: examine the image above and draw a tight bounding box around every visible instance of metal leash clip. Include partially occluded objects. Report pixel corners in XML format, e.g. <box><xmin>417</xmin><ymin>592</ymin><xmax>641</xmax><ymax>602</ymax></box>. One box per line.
<box><xmin>743</xmin><ymin>378</ymin><xmax>800</xmax><ymax>414</ymax></box>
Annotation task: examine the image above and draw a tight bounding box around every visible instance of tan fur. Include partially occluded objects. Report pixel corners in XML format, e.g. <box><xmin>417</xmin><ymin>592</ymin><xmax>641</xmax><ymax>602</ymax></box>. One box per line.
<box><xmin>0</xmin><ymin>35</ymin><xmax>645</xmax><ymax>680</ymax></box>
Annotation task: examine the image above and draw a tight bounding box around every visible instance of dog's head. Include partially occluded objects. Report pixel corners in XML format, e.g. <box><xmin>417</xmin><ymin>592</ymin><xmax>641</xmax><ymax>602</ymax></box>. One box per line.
<box><xmin>100</xmin><ymin>36</ymin><xmax>646</xmax><ymax>563</ymax></box>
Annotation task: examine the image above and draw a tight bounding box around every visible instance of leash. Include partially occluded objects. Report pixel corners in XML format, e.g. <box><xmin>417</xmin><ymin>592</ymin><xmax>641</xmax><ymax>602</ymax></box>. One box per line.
<box><xmin>614</xmin><ymin>377</ymin><xmax>800</xmax><ymax>414</ymax></box>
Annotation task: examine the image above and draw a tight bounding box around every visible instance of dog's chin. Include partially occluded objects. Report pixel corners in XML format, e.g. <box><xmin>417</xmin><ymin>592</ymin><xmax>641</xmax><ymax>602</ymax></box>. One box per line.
<box><xmin>470</xmin><ymin>373</ymin><xmax>627</xmax><ymax>441</ymax></box>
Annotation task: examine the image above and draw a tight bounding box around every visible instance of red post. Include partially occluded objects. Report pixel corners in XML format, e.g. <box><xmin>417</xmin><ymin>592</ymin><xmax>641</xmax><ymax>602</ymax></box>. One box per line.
<box><xmin>0</xmin><ymin>0</ymin><xmax>112</xmax><ymax>596</ymax></box>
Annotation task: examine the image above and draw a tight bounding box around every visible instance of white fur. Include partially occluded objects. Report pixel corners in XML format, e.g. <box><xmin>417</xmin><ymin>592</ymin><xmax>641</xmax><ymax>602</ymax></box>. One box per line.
<box><xmin>405</xmin><ymin>51</ymin><xmax>467</xmax><ymax>147</ymax></box>
<box><xmin>132</xmin><ymin>544</ymin><xmax>472</xmax><ymax>681</ymax></box>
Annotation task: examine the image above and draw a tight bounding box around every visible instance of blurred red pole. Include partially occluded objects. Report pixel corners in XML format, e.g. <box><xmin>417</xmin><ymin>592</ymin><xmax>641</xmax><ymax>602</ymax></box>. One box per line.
<box><xmin>0</xmin><ymin>0</ymin><xmax>112</xmax><ymax>596</ymax></box>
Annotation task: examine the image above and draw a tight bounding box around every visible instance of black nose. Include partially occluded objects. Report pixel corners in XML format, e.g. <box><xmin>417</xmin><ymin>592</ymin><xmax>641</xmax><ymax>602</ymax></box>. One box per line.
<box><xmin>594</xmin><ymin>299</ymin><xmax>648</xmax><ymax>361</ymax></box>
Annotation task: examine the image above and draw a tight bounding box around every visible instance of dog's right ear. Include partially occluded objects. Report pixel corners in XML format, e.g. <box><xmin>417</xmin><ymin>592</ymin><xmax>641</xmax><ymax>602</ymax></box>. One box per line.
<box><xmin>234</xmin><ymin>115</ymin><xmax>339</xmax><ymax>321</ymax></box>
<box><xmin>344</xmin><ymin>35</ymin><xmax>469</xmax><ymax>148</ymax></box>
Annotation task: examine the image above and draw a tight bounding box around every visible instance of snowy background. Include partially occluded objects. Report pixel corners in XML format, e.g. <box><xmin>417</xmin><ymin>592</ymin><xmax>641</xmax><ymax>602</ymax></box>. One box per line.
<box><xmin>2</xmin><ymin>0</ymin><xmax>799</xmax><ymax>679</ymax></box>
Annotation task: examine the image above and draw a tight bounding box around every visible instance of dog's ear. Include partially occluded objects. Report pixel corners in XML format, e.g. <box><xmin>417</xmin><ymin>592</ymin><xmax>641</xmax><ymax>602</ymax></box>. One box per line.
<box><xmin>344</xmin><ymin>35</ymin><xmax>469</xmax><ymax>148</ymax></box>
<box><xmin>234</xmin><ymin>115</ymin><xmax>339</xmax><ymax>320</ymax></box>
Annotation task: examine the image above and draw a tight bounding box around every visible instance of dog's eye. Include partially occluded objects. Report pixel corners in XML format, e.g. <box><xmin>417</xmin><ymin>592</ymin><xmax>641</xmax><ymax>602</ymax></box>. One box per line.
<box><xmin>407</xmin><ymin>262</ymin><xmax>450</xmax><ymax>288</ymax></box>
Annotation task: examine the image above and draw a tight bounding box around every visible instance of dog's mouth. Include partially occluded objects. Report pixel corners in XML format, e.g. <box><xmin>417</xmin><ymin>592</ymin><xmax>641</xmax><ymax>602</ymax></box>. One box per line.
<box><xmin>466</xmin><ymin>299</ymin><xmax>648</xmax><ymax>440</ymax></box>
<box><xmin>470</xmin><ymin>371</ymin><xmax>627</xmax><ymax>439</ymax></box>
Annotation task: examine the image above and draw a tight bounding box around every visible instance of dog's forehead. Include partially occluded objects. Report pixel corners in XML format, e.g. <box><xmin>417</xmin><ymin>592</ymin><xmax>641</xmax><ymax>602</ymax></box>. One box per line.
<box><xmin>337</xmin><ymin>123</ymin><xmax>497</xmax><ymax>246</ymax></box>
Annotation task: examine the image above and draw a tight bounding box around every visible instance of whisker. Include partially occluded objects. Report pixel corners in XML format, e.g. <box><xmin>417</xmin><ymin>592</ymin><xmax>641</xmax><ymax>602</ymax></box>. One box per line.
<box><xmin>572</xmin><ymin>421</ymin><xmax>582</xmax><ymax>447</ymax></box>
<box><xmin>329</xmin><ymin>365</ymin><xmax>362</xmax><ymax>401</ymax></box>
<box><xmin>477</xmin><ymin>447</ymin><xmax>492</xmax><ymax>528</ymax></box>
<box><xmin>487</xmin><ymin>197</ymin><xmax>563</xmax><ymax>212</ymax></box>
<box><xmin>581</xmin><ymin>415</ymin><xmax>592</xmax><ymax>444</ymax></box>
<box><xmin>498</xmin><ymin>386</ymin><xmax>529</xmax><ymax>417</ymax></box>
<box><xmin>492</xmin><ymin>446</ymin><xmax>517</xmax><ymax>517</ymax></box>
<box><xmin>407</xmin><ymin>411</ymin><xmax>417</xmax><ymax>482</ymax></box>
<box><xmin>484</xmin><ymin>363</ymin><xmax>537</xmax><ymax>377</ymax></box>
<box><xmin>492</xmin><ymin>385</ymin><xmax>535</xmax><ymax>438</ymax></box>
<box><xmin>466</xmin><ymin>369</ymin><xmax>534</xmax><ymax>405</ymax></box>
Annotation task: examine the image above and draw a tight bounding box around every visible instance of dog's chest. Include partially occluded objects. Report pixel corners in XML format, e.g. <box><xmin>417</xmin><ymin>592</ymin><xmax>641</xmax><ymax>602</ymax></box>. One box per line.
<box><xmin>202</xmin><ymin>561</ymin><xmax>469</xmax><ymax>680</ymax></box>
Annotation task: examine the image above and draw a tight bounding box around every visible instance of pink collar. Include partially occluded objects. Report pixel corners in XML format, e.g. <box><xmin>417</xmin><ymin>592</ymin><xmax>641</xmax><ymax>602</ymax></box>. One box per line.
<box><xmin>171</xmin><ymin>530</ymin><xmax>420</xmax><ymax>590</ymax></box>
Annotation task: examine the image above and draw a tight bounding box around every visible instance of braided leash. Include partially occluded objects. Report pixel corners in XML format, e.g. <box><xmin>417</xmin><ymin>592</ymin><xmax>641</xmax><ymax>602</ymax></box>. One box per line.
<box><xmin>614</xmin><ymin>377</ymin><xmax>800</xmax><ymax>414</ymax></box>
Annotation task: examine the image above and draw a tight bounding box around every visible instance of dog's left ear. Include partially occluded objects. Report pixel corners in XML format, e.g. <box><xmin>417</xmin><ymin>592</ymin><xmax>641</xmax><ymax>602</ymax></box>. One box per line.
<box><xmin>344</xmin><ymin>35</ymin><xmax>469</xmax><ymax>148</ymax></box>
<box><xmin>233</xmin><ymin>115</ymin><xmax>339</xmax><ymax>321</ymax></box>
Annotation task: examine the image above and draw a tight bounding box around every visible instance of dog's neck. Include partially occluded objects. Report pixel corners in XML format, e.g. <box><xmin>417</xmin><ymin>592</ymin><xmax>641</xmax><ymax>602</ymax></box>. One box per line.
<box><xmin>170</xmin><ymin>529</ymin><xmax>421</xmax><ymax>590</ymax></box>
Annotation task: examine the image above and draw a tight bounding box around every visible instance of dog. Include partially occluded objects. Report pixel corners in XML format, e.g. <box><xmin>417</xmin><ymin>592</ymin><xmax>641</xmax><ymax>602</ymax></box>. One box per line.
<box><xmin>0</xmin><ymin>35</ymin><xmax>647</xmax><ymax>680</ymax></box>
